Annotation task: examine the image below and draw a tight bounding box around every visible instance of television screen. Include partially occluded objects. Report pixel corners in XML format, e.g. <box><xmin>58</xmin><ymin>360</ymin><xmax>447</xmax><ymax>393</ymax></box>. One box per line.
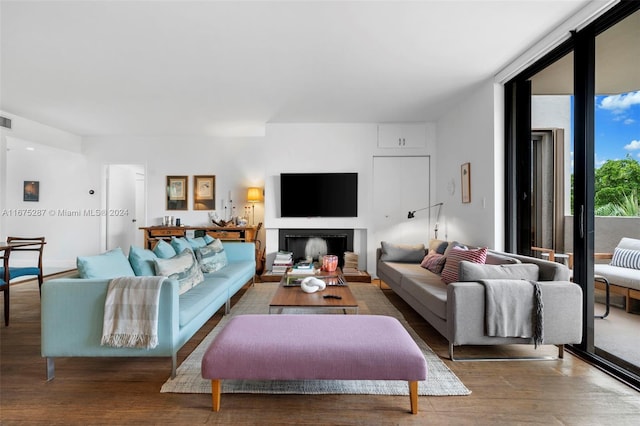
<box><xmin>280</xmin><ymin>173</ymin><xmax>358</xmax><ymax>217</ymax></box>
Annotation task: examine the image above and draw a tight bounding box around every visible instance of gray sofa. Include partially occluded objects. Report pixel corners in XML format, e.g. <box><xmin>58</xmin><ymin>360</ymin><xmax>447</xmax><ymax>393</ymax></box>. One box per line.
<box><xmin>376</xmin><ymin>240</ymin><xmax>583</xmax><ymax>359</ymax></box>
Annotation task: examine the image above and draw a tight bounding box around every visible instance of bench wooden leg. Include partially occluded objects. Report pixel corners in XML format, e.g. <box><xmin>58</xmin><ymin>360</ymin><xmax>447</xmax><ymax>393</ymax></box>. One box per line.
<box><xmin>409</xmin><ymin>380</ymin><xmax>418</xmax><ymax>414</ymax></box>
<box><xmin>211</xmin><ymin>379</ymin><xmax>221</xmax><ymax>411</ymax></box>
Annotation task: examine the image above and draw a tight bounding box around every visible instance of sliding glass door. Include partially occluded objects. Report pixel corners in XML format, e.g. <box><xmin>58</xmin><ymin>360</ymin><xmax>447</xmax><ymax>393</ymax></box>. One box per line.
<box><xmin>505</xmin><ymin>2</ymin><xmax>640</xmax><ymax>388</ymax></box>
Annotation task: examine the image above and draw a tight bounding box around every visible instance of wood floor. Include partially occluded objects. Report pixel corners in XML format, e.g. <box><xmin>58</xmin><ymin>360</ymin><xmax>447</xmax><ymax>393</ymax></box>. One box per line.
<box><xmin>1</xmin><ymin>277</ymin><xmax>639</xmax><ymax>425</ymax></box>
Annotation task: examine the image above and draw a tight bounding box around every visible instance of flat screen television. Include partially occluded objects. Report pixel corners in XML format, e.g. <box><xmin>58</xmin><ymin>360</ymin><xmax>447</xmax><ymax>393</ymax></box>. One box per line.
<box><xmin>280</xmin><ymin>173</ymin><xmax>358</xmax><ymax>217</ymax></box>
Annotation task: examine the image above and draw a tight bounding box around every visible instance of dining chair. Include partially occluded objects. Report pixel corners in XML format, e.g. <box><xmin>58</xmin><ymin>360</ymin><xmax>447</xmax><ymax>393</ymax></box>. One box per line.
<box><xmin>1</xmin><ymin>247</ymin><xmax>10</xmax><ymax>326</ymax></box>
<box><xmin>0</xmin><ymin>237</ymin><xmax>45</xmax><ymax>326</ymax></box>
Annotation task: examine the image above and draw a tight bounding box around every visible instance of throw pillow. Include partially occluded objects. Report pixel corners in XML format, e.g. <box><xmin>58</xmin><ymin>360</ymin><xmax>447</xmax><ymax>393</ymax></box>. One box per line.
<box><xmin>170</xmin><ymin>237</ymin><xmax>193</xmax><ymax>256</ymax></box>
<box><xmin>153</xmin><ymin>249</ymin><xmax>204</xmax><ymax>295</ymax></box>
<box><xmin>428</xmin><ymin>239</ymin><xmax>449</xmax><ymax>255</ymax></box>
<box><xmin>203</xmin><ymin>234</ymin><xmax>215</xmax><ymax>245</ymax></box>
<box><xmin>441</xmin><ymin>246</ymin><xmax>488</xmax><ymax>284</ymax></box>
<box><xmin>380</xmin><ymin>241</ymin><xmax>426</xmax><ymax>263</ymax></box>
<box><xmin>153</xmin><ymin>240</ymin><xmax>177</xmax><ymax>259</ymax></box>
<box><xmin>195</xmin><ymin>239</ymin><xmax>228</xmax><ymax>273</ymax></box>
<box><xmin>443</xmin><ymin>241</ymin><xmax>468</xmax><ymax>258</ymax></box>
<box><xmin>128</xmin><ymin>246</ymin><xmax>158</xmax><ymax>276</ymax></box>
<box><xmin>77</xmin><ymin>247</ymin><xmax>136</xmax><ymax>279</ymax></box>
<box><xmin>420</xmin><ymin>253</ymin><xmax>446</xmax><ymax>274</ymax></box>
<box><xmin>458</xmin><ymin>261</ymin><xmax>539</xmax><ymax>282</ymax></box>
<box><xmin>610</xmin><ymin>247</ymin><xmax>640</xmax><ymax>270</ymax></box>
<box><xmin>186</xmin><ymin>236</ymin><xmax>207</xmax><ymax>249</ymax></box>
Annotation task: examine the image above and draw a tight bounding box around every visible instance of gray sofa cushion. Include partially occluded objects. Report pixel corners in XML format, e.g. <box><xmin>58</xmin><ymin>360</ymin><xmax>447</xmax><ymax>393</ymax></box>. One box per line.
<box><xmin>485</xmin><ymin>250</ymin><xmax>521</xmax><ymax>265</ymax></box>
<box><xmin>380</xmin><ymin>241</ymin><xmax>426</xmax><ymax>262</ymax></box>
<box><xmin>401</xmin><ymin>275</ymin><xmax>448</xmax><ymax>320</ymax></box>
<box><xmin>594</xmin><ymin>264</ymin><xmax>640</xmax><ymax>291</ymax></box>
<box><xmin>458</xmin><ymin>261</ymin><xmax>539</xmax><ymax>282</ymax></box>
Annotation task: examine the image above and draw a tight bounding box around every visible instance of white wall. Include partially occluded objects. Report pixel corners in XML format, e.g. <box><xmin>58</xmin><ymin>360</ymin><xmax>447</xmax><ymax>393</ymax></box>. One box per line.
<box><xmin>0</xmin><ymin>114</ymin><xmax>97</xmax><ymax>269</ymax></box>
<box><xmin>435</xmin><ymin>79</ymin><xmax>504</xmax><ymax>249</ymax></box>
<box><xmin>3</xmin><ymin>115</ymin><xmax>446</xmax><ymax>273</ymax></box>
<box><xmin>84</xmin><ymin>122</ymin><xmax>437</xmax><ymax>273</ymax></box>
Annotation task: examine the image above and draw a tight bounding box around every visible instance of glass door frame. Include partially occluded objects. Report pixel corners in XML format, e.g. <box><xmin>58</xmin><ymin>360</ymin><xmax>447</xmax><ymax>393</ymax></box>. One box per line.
<box><xmin>504</xmin><ymin>1</ymin><xmax>640</xmax><ymax>389</ymax></box>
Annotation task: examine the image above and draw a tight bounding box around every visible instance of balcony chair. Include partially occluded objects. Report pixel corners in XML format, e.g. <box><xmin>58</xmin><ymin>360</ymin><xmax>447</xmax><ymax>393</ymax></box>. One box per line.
<box><xmin>0</xmin><ymin>236</ymin><xmax>46</xmax><ymax>326</ymax></box>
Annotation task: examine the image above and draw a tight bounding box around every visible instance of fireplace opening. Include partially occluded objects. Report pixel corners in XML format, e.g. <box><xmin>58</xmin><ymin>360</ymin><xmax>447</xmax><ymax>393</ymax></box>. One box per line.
<box><xmin>279</xmin><ymin>229</ymin><xmax>354</xmax><ymax>268</ymax></box>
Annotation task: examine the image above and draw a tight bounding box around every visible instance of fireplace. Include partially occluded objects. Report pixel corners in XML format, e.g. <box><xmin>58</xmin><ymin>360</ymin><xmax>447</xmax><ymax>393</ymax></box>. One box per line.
<box><xmin>279</xmin><ymin>229</ymin><xmax>354</xmax><ymax>268</ymax></box>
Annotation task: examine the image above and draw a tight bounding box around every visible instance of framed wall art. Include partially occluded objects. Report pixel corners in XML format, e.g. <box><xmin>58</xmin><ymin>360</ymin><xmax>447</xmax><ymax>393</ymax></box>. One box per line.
<box><xmin>461</xmin><ymin>162</ymin><xmax>471</xmax><ymax>203</ymax></box>
<box><xmin>193</xmin><ymin>175</ymin><xmax>215</xmax><ymax>210</ymax></box>
<box><xmin>166</xmin><ymin>176</ymin><xmax>188</xmax><ymax>210</ymax></box>
<box><xmin>23</xmin><ymin>181</ymin><xmax>40</xmax><ymax>202</ymax></box>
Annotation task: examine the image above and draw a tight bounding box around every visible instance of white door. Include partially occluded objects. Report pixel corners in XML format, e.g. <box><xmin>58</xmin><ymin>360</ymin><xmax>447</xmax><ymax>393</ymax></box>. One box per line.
<box><xmin>106</xmin><ymin>164</ymin><xmax>145</xmax><ymax>255</ymax></box>
<box><xmin>370</xmin><ymin>156</ymin><xmax>430</xmax><ymax>273</ymax></box>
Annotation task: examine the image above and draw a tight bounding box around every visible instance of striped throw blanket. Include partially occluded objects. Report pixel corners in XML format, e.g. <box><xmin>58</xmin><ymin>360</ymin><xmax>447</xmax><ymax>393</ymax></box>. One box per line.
<box><xmin>101</xmin><ymin>276</ymin><xmax>166</xmax><ymax>349</ymax></box>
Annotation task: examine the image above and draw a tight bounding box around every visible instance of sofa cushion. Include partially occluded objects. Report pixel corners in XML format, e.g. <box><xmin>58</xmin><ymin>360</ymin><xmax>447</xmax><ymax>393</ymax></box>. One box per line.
<box><xmin>153</xmin><ymin>249</ymin><xmax>204</xmax><ymax>295</ymax></box>
<box><xmin>428</xmin><ymin>239</ymin><xmax>449</xmax><ymax>255</ymax></box>
<box><xmin>594</xmin><ymin>264</ymin><xmax>640</xmax><ymax>291</ymax></box>
<box><xmin>420</xmin><ymin>253</ymin><xmax>446</xmax><ymax>274</ymax></box>
<box><xmin>186</xmin><ymin>236</ymin><xmax>208</xmax><ymax>249</ymax></box>
<box><xmin>401</xmin><ymin>275</ymin><xmax>448</xmax><ymax>320</ymax></box>
<box><xmin>77</xmin><ymin>247</ymin><xmax>136</xmax><ymax>279</ymax></box>
<box><xmin>610</xmin><ymin>247</ymin><xmax>640</xmax><ymax>270</ymax></box>
<box><xmin>380</xmin><ymin>241</ymin><xmax>425</xmax><ymax>262</ymax></box>
<box><xmin>171</xmin><ymin>237</ymin><xmax>193</xmax><ymax>256</ymax></box>
<box><xmin>153</xmin><ymin>240</ymin><xmax>177</xmax><ymax>259</ymax></box>
<box><xmin>441</xmin><ymin>246</ymin><xmax>488</xmax><ymax>284</ymax></box>
<box><xmin>458</xmin><ymin>261</ymin><xmax>539</xmax><ymax>282</ymax></box>
<box><xmin>442</xmin><ymin>241</ymin><xmax>467</xmax><ymax>257</ymax></box>
<box><xmin>178</xmin><ymin>277</ymin><xmax>229</xmax><ymax>327</ymax></box>
<box><xmin>485</xmin><ymin>251</ymin><xmax>521</xmax><ymax>265</ymax></box>
<box><xmin>195</xmin><ymin>239</ymin><xmax>228</xmax><ymax>273</ymax></box>
<box><xmin>128</xmin><ymin>246</ymin><xmax>158</xmax><ymax>276</ymax></box>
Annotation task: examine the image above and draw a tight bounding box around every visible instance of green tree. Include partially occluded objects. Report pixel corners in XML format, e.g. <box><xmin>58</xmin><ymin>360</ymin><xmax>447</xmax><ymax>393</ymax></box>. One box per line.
<box><xmin>594</xmin><ymin>155</ymin><xmax>640</xmax><ymax>210</ymax></box>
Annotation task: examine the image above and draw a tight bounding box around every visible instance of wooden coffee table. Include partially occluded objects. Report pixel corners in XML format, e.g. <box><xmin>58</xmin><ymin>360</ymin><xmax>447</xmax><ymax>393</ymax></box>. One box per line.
<box><xmin>269</xmin><ymin>268</ymin><xmax>359</xmax><ymax>314</ymax></box>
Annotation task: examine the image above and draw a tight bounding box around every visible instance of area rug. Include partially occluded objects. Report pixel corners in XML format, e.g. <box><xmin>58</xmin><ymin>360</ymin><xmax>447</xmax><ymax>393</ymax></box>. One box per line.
<box><xmin>161</xmin><ymin>282</ymin><xmax>471</xmax><ymax>396</ymax></box>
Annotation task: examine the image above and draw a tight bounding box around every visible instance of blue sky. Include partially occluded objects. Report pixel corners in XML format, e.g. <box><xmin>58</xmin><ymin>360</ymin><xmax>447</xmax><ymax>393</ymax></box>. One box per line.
<box><xmin>595</xmin><ymin>90</ymin><xmax>640</xmax><ymax>166</ymax></box>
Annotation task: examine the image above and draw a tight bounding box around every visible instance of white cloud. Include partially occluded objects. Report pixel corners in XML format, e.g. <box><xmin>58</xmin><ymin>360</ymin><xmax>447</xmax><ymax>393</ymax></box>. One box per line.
<box><xmin>624</xmin><ymin>118</ymin><xmax>635</xmax><ymax>125</ymax></box>
<box><xmin>624</xmin><ymin>140</ymin><xmax>640</xmax><ymax>151</ymax></box>
<box><xmin>599</xmin><ymin>91</ymin><xmax>640</xmax><ymax>113</ymax></box>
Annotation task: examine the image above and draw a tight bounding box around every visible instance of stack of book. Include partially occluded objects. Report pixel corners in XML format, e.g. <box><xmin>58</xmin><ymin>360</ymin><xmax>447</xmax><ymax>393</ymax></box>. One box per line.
<box><xmin>272</xmin><ymin>251</ymin><xmax>293</xmax><ymax>274</ymax></box>
<box><xmin>290</xmin><ymin>260</ymin><xmax>316</xmax><ymax>275</ymax></box>
<box><xmin>343</xmin><ymin>251</ymin><xmax>359</xmax><ymax>272</ymax></box>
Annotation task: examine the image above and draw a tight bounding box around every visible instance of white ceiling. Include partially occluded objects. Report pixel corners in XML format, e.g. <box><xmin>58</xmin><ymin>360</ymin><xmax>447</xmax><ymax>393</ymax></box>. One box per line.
<box><xmin>1</xmin><ymin>0</ymin><xmax>594</xmax><ymax>137</ymax></box>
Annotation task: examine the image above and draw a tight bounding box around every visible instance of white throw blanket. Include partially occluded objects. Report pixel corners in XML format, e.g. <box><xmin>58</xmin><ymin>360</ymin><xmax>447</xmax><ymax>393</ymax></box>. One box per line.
<box><xmin>480</xmin><ymin>279</ymin><xmax>544</xmax><ymax>348</ymax></box>
<box><xmin>101</xmin><ymin>276</ymin><xmax>166</xmax><ymax>349</ymax></box>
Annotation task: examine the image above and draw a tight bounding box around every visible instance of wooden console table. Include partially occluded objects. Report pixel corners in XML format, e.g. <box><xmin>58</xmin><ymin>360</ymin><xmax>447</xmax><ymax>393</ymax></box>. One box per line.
<box><xmin>139</xmin><ymin>226</ymin><xmax>257</xmax><ymax>250</ymax></box>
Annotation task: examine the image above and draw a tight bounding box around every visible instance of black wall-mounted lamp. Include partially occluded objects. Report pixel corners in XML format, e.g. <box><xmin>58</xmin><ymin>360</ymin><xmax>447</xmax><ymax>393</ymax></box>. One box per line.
<box><xmin>407</xmin><ymin>202</ymin><xmax>444</xmax><ymax>239</ymax></box>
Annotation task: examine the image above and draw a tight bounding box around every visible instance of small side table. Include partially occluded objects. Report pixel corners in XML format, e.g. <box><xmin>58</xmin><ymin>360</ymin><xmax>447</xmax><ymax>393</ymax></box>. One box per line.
<box><xmin>594</xmin><ymin>274</ymin><xmax>610</xmax><ymax>319</ymax></box>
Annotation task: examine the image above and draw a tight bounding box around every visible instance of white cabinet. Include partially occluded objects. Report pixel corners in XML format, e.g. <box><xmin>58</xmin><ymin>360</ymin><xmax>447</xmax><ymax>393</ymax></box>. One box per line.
<box><xmin>377</xmin><ymin>123</ymin><xmax>427</xmax><ymax>149</ymax></box>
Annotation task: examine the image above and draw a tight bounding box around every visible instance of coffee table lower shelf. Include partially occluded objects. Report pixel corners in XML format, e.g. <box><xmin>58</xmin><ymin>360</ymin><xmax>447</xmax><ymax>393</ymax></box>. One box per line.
<box><xmin>261</xmin><ymin>270</ymin><xmax>371</xmax><ymax>283</ymax></box>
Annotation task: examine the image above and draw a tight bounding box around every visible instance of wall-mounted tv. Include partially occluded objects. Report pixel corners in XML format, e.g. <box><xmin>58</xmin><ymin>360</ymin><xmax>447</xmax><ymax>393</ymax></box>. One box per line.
<box><xmin>280</xmin><ymin>173</ymin><xmax>358</xmax><ymax>217</ymax></box>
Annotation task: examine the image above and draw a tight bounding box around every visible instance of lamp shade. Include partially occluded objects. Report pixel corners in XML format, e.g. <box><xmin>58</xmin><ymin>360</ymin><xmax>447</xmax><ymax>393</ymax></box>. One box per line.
<box><xmin>247</xmin><ymin>187</ymin><xmax>262</xmax><ymax>203</ymax></box>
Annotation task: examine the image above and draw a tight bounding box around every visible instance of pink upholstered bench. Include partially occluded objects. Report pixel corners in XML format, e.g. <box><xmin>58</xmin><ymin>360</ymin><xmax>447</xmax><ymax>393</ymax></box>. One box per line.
<box><xmin>201</xmin><ymin>314</ymin><xmax>428</xmax><ymax>414</ymax></box>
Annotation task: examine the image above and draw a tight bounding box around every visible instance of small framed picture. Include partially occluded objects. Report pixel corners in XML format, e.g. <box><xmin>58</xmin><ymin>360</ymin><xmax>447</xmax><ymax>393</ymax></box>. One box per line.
<box><xmin>23</xmin><ymin>181</ymin><xmax>40</xmax><ymax>202</ymax></box>
<box><xmin>167</xmin><ymin>176</ymin><xmax>188</xmax><ymax>210</ymax></box>
<box><xmin>194</xmin><ymin>175</ymin><xmax>215</xmax><ymax>210</ymax></box>
<box><xmin>461</xmin><ymin>163</ymin><xmax>471</xmax><ymax>204</ymax></box>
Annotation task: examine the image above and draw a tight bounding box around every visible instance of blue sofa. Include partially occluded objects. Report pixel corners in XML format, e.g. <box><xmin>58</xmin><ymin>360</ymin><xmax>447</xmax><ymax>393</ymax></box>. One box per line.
<box><xmin>41</xmin><ymin>241</ymin><xmax>256</xmax><ymax>380</ymax></box>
